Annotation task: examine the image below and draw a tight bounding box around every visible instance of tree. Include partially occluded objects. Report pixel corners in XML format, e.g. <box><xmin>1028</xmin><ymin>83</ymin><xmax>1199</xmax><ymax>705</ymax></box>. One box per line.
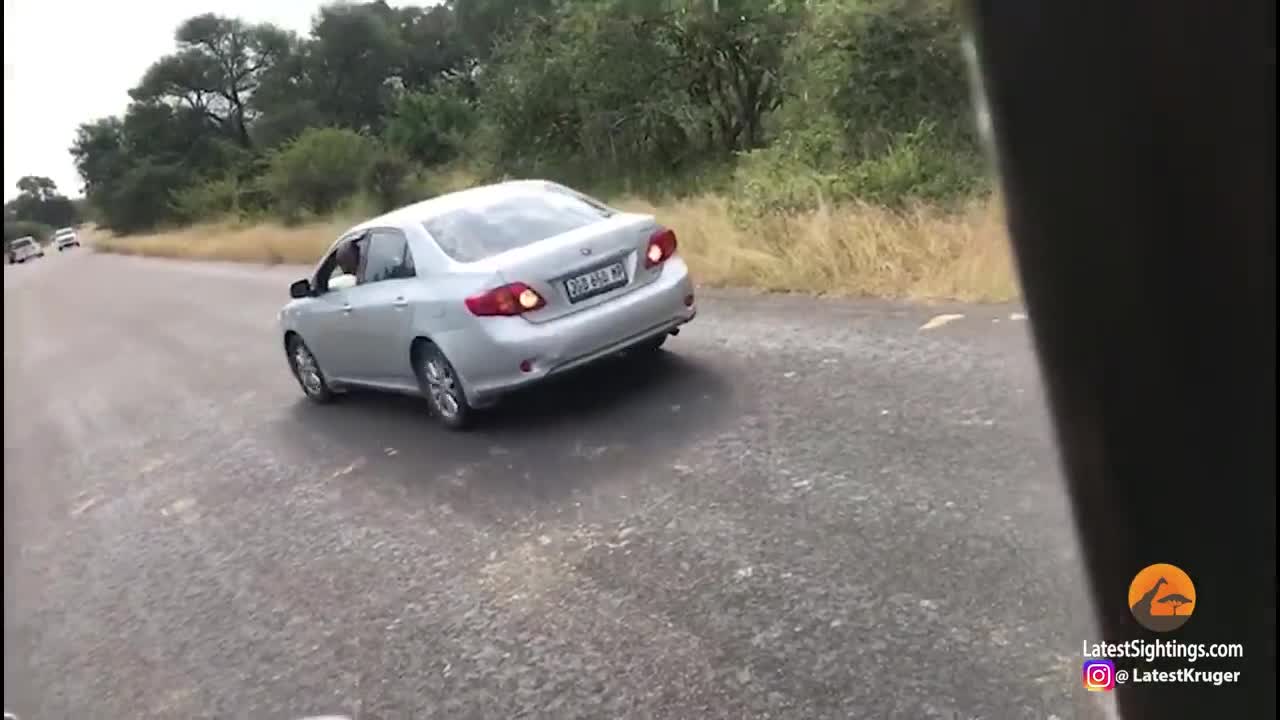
<box><xmin>303</xmin><ymin>2</ymin><xmax>404</xmax><ymax>132</ymax></box>
<box><xmin>70</xmin><ymin>101</ymin><xmax>242</xmax><ymax>232</ymax></box>
<box><xmin>395</xmin><ymin>4</ymin><xmax>473</xmax><ymax>92</ymax></box>
<box><xmin>132</xmin><ymin>14</ymin><xmax>291</xmax><ymax>148</ymax></box>
<box><xmin>16</xmin><ymin>176</ymin><xmax>59</xmax><ymax>202</ymax></box>
<box><xmin>385</xmin><ymin>86</ymin><xmax>476</xmax><ymax>166</ymax></box>
<box><xmin>70</xmin><ymin>117</ymin><xmax>128</xmax><ymax>200</ymax></box>
<box><xmin>6</xmin><ymin>177</ymin><xmax>77</xmax><ymax>229</ymax></box>
<box><xmin>65</xmin><ymin>0</ymin><xmax>987</xmax><ymax>233</ymax></box>
<box><xmin>453</xmin><ymin>0</ymin><xmax>555</xmax><ymax>61</ymax></box>
<box><xmin>662</xmin><ymin>0</ymin><xmax>802</xmax><ymax>152</ymax></box>
<box><xmin>1158</xmin><ymin>593</ymin><xmax>1193</xmax><ymax>615</ymax></box>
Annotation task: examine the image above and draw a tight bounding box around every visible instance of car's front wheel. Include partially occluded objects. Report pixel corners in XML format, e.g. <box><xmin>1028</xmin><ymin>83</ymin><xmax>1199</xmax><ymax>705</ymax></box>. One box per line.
<box><xmin>287</xmin><ymin>335</ymin><xmax>335</xmax><ymax>403</ymax></box>
<box><xmin>415</xmin><ymin>342</ymin><xmax>473</xmax><ymax>430</ymax></box>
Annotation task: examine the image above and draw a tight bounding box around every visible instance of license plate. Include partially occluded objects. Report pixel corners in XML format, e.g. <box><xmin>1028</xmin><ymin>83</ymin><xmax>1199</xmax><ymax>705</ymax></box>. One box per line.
<box><xmin>565</xmin><ymin>262</ymin><xmax>627</xmax><ymax>302</ymax></box>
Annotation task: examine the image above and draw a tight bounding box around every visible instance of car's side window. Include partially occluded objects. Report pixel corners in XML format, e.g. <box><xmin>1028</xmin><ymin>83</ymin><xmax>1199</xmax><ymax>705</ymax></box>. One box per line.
<box><xmin>314</xmin><ymin>234</ymin><xmax>367</xmax><ymax>293</ymax></box>
<box><xmin>360</xmin><ymin>229</ymin><xmax>415</xmax><ymax>284</ymax></box>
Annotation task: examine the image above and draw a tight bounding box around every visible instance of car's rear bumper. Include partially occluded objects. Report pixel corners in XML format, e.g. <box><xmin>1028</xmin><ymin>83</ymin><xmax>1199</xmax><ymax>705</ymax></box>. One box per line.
<box><xmin>445</xmin><ymin>259</ymin><xmax>696</xmax><ymax>404</ymax></box>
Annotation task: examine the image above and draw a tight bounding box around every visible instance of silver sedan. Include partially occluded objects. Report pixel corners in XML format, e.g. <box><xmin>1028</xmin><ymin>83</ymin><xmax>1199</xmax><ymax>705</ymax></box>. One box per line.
<box><xmin>278</xmin><ymin>180</ymin><xmax>697</xmax><ymax>428</ymax></box>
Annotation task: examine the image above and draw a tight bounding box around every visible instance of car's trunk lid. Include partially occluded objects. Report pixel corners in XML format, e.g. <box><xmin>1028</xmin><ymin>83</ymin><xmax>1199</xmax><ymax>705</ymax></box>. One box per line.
<box><xmin>469</xmin><ymin>212</ymin><xmax>666</xmax><ymax>323</ymax></box>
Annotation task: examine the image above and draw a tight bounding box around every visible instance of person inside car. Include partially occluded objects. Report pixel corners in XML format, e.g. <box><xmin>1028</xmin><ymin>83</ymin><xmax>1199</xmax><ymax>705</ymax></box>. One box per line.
<box><xmin>329</xmin><ymin>239</ymin><xmax>360</xmax><ymax>290</ymax></box>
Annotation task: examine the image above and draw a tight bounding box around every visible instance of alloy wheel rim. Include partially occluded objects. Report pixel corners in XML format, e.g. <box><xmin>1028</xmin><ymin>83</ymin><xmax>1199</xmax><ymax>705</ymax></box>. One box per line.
<box><xmin>424</xmin><ymin>359</ymin><xmax>460</xmax><ymax>418</ymax></box>
<box><xmin>294</xmin><ymin>346</ymin><xmax>323</xmax><ymax>395</ymax></box>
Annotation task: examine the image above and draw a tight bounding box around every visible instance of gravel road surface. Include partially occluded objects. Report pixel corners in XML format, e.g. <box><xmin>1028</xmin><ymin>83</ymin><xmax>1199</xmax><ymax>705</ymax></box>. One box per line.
<box><xmin>4</xmin><ymin>250</ymin><xmax>1105</xmax><ymax>719</ymax></box>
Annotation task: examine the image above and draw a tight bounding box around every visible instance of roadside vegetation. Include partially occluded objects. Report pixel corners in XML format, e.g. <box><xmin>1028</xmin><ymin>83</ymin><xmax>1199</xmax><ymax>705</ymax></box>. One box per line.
<box><xmin>73</xmin><ymin>0</ymin><xmax>1015</xmax><ymax>300</ymax></box>
<box><xmin>4</xmin><ymin>176</ymin><xmax>82</xmax><ymax>251</ymax></box>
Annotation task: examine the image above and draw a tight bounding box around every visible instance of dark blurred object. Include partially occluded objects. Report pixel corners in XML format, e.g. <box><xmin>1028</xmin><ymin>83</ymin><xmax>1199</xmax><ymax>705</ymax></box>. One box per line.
<box><xmin>963</xmin><ymin>1</ymin><xmax>1275</xmax><ymax>717</ymax></box>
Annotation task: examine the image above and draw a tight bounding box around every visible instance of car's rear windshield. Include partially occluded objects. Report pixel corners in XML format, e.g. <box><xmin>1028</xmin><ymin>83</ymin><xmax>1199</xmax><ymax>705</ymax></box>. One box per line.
<box><xmin>13</xmin><ymin>238</ymin><xmax>34</xmax><ymax>248</ymax></box>
<box><xmin>423</xmin><ymin>189</ymin><xmax>616</xmax><ymax>263</ymax></box>
<box><xmin>55</xmin><ymin>229</ymin><xmax>74</xmax><ymax>237</ymax></box>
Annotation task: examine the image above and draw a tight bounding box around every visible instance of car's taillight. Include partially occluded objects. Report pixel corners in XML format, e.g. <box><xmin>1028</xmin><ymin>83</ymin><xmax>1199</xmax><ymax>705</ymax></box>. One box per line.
<box><xmin>645</xmin><ymin>227</ymin><xmax>678</xmax><ymax>268</ymax></box>
<box><xmin>465</xmin><ymin>282</ymin><xmax>546</xmax><ymax>316</ymax></box>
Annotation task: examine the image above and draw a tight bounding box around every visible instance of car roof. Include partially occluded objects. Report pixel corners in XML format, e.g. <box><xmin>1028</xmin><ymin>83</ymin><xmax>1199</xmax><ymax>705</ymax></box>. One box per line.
<box><xmin>344</xmin><ymin>180</ymin><xmax>556</xmax><ymax>236</ymax></box>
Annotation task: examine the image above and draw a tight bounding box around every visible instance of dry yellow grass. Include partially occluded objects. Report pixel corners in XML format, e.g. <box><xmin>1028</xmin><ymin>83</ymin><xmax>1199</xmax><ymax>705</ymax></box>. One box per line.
<box><xmin>617</xmin><ymin>195</ymin><xmax>1018</xmax><ymax>302</ymax></box>
<box><xmin>92</xmin><ymin>195</ymin><xmax>1018</xmax><ymax>302</ymax></box>
<box><xmin>93</xmin><ymin>219</ymin><xmax>351</xmax><ymax>266</ymax></box>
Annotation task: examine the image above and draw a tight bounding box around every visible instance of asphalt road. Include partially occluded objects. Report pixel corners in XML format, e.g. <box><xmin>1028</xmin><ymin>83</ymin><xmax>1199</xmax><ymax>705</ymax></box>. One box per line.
<box><xmin>5</xmin><ymin>249</ymin><xmax>1105</xmax><ymax>719</ymax></box>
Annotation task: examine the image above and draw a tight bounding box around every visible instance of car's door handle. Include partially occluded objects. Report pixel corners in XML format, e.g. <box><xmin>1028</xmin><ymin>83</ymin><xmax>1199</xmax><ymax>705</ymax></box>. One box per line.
<box><xmin>392</xmin><ymin>297</ymin><xmax>408</xmax><ymax>308</ymax></box>
<box><xmin>341</xmin><ymin>303</ymin><xmax>353</xmax><ymax>314</ymax></box>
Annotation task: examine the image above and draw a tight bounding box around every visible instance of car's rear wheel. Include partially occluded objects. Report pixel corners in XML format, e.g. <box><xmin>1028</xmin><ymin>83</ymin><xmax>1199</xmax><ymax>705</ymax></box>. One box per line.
<box><xmin>287</xmin><ymin>335</ymin><xmax>335</xmax><ymax>403</ymax></box>
<box><xmin>415</xmin><ymin>342</ymin><xmax>473</xmax><ymax>430</ymax></box>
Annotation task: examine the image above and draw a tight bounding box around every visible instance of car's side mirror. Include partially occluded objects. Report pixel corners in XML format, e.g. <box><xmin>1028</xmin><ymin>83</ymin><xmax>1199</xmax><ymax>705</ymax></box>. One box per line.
<box><xmin>289</xmin><ymin>279</ymin><xmax>312</xmax><ymax>298</ymax></box>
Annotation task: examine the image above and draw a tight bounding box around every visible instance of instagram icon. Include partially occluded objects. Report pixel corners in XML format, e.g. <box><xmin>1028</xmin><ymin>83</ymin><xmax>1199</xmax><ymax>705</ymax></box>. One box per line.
<box><xmin>1082</xmin><ymin>660</ymin><xmax>1115</xmax><ymax>691</ymax></box>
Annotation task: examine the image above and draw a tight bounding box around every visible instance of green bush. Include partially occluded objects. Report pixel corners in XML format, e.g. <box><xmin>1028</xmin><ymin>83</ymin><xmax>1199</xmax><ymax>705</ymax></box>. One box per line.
<box><xmin>733</xmin><ymin>123</ymin><xmax>985</xmax><ymax>217</ymax></box>
<box><xmin>363</xmin><ymin>146</ymin><xmax>414</xmax><ymax>212</ymax></box>
<box><xmin>5</xmin><ymin>220</ymin><xmax>54</xmax><ymax>245</ymax></box>
<box><xmin>385</xmin><ymin>86</ymin><xmax>477</xmax><ymax>167</ymax></box>
<box><xmin>844</xmin><ymin>123</ymin><xmax>985</xmax><ymax>206</ymax></box>
<box><xmin>731</xmin><ymin>145</ymin><xmax>846</xmax><ymax>218</ymax></box>
<box><xmin>98</xmin><ymin>161</ymin><xmax>191</xmax><ymax>233</ymax></box>
<box><xmin>265</xmin><ymin>127</ymin><xmax>374</xmax><ymax>218</ymax></box>
<box><xmin>170</xmin><ymin>176</ymin><xmax>240</xmax><ymax>221</ymax></box>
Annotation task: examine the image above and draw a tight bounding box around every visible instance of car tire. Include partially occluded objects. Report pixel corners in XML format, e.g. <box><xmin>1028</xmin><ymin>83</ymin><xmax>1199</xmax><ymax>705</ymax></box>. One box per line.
<box><xmin>287</xmin><ymin>335</ymin><xmax>335</xmax><ymax>403</ymax></box>
<box><xmin>415</xmin><ymin>341</ymin><xmax>474</xmax><ymax>430</ymax></box>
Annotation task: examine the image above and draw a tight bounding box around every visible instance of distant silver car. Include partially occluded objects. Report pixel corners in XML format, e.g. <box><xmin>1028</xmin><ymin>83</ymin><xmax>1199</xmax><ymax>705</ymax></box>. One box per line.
<box><xmin>278</xmin><ymin>180</ymin><xmax>697</xmax><ymax>428</ymax></box>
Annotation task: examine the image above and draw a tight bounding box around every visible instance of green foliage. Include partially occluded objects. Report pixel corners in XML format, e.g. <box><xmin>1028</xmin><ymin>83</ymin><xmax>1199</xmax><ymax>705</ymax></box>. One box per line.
<box><xmin>772</xmin><ymin>0</ymin><xmax>977</xmax><ymax>160</ymax></box>
<box><xmin>363</xmin><ymin>145</ymin><xmax>414</xmax><ymax>212</ymax></box>
<box><xmin>63</xmin><ymin>0</ymin><xmax>990</xmax><ymax>235</ymax></box>
<box><xmin>734</xmin><ymin>122</ymin><xmax>985</xmax><ymax>218</ymax></box>
<box><xmin>6</xmin><ymin>176</ymin><xmax>78</xmax><ymax>229</ymax></box>
<box><xmin>385</xmin><ymin>87</ymin><xmax>477</xmax><ymax>166</ymax></box>
<box><xmin>265</xmin><ymin>127</ymin><xmax>374</xmax><ymax>217</ymax></box>
<box><xmin>5</xmin><ymin>220</ymin><xmax>55</xmax><ymax>245</ymax></box>
<box><xmin>103</xmin><ymin>161</ymin><xmax>192</xmax><ymax>234</ymax></box>
<box><xmin>170</xmin><ymin>176</ymin><xmax>242</xmax><ymax>222</ymax></box>
<box><xmin>732</xmin><ymin>145</ymin><xmax>847</xmax><ymax>217</ymax></box>
<box><xmin>132</xmin><ymin>13</ymin><xmax>291</xmax><ymax>147</ymax></box>
<box><xmin>843</xmin><ymin>123</ymin><xmax>984</xmax><ymax>204</ymax></box>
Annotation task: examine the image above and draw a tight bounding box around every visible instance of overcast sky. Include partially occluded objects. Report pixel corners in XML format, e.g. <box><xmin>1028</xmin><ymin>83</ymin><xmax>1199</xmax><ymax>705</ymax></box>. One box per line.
<box><xmin>2</xmin><ymin>0</ymin><xmax>335</xmax><ymax>201</ymax></box>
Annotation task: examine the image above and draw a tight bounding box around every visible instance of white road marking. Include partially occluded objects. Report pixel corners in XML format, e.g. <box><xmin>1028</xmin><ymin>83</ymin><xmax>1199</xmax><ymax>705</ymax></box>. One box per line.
<box><xmin>330</xmin><ymin>458</ymin><xmax>366</xmax><ymax>478</ymax></box>
<box><xmin>919</xmin><ymin>313</ymin><xmax>965</xmax><ymax>330</ymax></box>
<box><xmin>70</xmin><ymin>496</ymin><xmax>102</xmax><ymax>517</ymax></box>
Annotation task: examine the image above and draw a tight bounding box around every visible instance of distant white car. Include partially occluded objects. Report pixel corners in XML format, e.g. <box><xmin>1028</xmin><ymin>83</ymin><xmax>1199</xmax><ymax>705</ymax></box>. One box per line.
<box><xmin>7</xmin><ymin>236</ymin><xmax>43</xmax><ymax>263</ymax></box>
<box><xmin>53</xmin><ymin>227</ymin><xmax>80</xmax><ymax>251</ymax></box>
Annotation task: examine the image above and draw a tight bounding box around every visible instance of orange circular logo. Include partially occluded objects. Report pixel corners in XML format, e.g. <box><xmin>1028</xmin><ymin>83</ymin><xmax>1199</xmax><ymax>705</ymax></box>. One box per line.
<box><xmin>1128</xmin><ymin>563</ymin><xmax>1196</xmax><ymax>632</ymax></box>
